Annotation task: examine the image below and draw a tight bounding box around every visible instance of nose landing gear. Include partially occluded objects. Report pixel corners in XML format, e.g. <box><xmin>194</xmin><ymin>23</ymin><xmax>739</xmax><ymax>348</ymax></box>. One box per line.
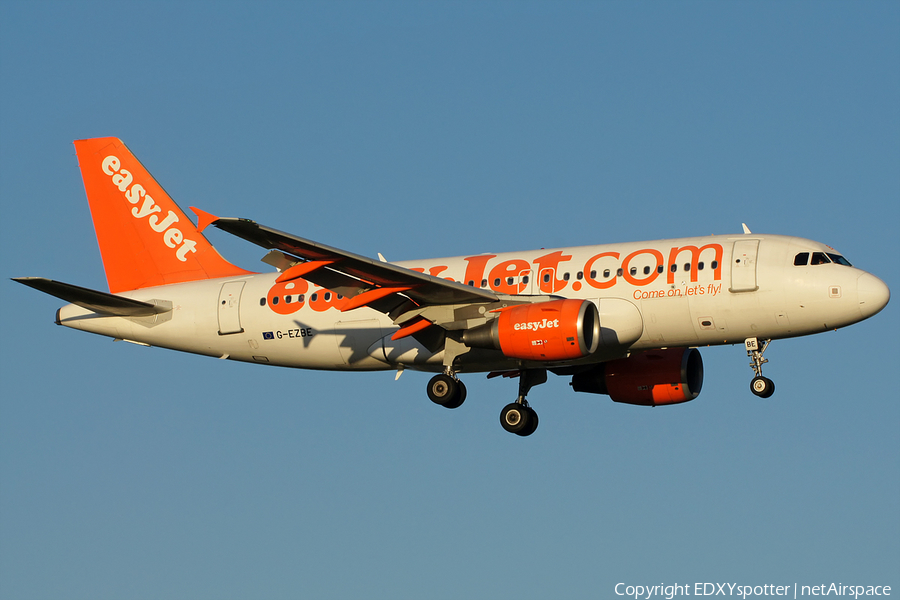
<box><xmin>746</xmin><ymin>337</ymin><xmax>775</xmax><ymax>398</ymax></box>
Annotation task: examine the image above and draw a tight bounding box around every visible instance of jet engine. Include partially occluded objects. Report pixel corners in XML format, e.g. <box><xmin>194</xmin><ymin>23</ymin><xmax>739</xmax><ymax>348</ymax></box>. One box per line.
<box><xmin>463</xmin><ymin>299</ymin><xmax>600</xmax><ymax>362</ymax></box>
<box><xmin>570</xmin><ymin>347</ymin><xmax>703</xmax><ymax>406</ymax></box>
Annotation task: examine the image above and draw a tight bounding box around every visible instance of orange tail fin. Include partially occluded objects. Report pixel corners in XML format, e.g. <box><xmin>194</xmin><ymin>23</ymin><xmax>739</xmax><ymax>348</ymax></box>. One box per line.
<box><xmin>74</xmin><ymin>137</ymin><xmax>253</xmax><ymax>293</ymax></box>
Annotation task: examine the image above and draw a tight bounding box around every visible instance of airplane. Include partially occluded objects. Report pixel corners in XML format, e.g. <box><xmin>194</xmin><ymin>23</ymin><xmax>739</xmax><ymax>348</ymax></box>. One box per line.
<box><xmin>14</xmin><ymin>137</ymin><xmax>891</xmax><ymax>436</ymax></box>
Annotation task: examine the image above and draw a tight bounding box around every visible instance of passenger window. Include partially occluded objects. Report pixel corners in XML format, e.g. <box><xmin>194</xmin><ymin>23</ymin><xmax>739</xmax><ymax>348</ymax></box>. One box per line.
<box><xmin>272</xmin><ymin>296</ymin><xmax>279</xmax><ymax>305</ymax></box>
<box><xmin>507</xmin><ymin>277</ymin><xmax>514</xmax><ymax>285</ymax></box>
<box><xmin>616</xmin><ymin>268</ymin><xmax>623</xmax><ymax>277</ymax></box>
<box><xmin>467</xmin><ymin>280</ymin><xmax>475</xmax><ymax>286</ymax></box>
<box><xmin>630</xmin><ymin>267</ymin><xmax>637</xmax><ymax>276</ymax></box>
<box><xmin>310</xmin><ymin>293</ymin><xmax>318</xmax><ymax>301</ymax></box>
<box><xmin>481</xmin><ymin>279</ymin><xmax>488</xmax><ymax>288</ymax></box>
<box><xmin>683</xmin><ymin>263</ymin><xmax>690</xmax><ymax>272</ymax></box>
<box><xmin>543</xmin><ymin>273</ymin><xmax>551</xmax><ymax>283</ymax></box>
<box><xmin>259</xmin><ymin>298</ymin><xmax>266</xmax><ymax>306</ymax></box>
<box><xmin>657</xmin><ymin>265</ymin><xmax>664</xmax><ymax>274</ymax></box>
<box><xmin>794</xmin><ymin>252</ymin><xmax>809</xmax><ymax>266</ymax></box>
<box><xmin>298</xmin><ymin>295</ymin><xmax>305</xmax><ymax>303</ymax></box>
<box><xmin>643</xmin><ymin>266</ymin><xmax>651</xmax><ymax>275</ymax></box>
<box><xmin>576</xmin><ymin>271</ymin><xmax>583</xmax><ymax>280</ymax></box>
<box><xmin>563</xmin><ymin>272</ymin><xmax>570</xmax><ymax>281</ymax></box>
<box><xmin>522</xmin><ymin>275</ymin><xmax>529</xmax><ymax>284</ymax></box>
<box><xmin>811</xmin><ymin>252</ymin><xmax>830</xmax><ymax>265</ymax></box>
<box><xmin>493</xmin><ymin>278</ymin><xmax>500</xmax><ymax>287</ymax></box>
<box><xmin>711</xmin><ymin>261</ymin><xmax>718</xmax><ymax>269</ymax></box>
<box><xmin>670</xmin><ymin>264</ymin><xmax>677</xmax><ymax>273</ymax></box>
<box><xmin>285</xmin><ymin>295</ymin><xmax>292</xmax><ymax>303</ymax></box>
<box><xmin>698</xmin><ymin>262</ymin><xmax>704</xmax><ymax>270</ymax></box>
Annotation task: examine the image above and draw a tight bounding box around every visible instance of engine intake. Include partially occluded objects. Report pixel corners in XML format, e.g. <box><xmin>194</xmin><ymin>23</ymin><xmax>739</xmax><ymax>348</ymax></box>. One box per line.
<box><xmin>463</xmin><ymin>299</ymin><xmax>600</xmax><ymax>362</ymax></box>
<box><xmin>571</xmin><ymin>347</ymin><xmax>703</xmax><ymax>406</ymax></box>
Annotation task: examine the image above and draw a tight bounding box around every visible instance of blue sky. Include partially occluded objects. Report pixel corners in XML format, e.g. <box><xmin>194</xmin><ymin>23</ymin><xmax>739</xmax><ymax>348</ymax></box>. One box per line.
<box><xmin>1</xmin><ymin>2</ymin><xmax>898</xmax><ymax>598</ymax></box>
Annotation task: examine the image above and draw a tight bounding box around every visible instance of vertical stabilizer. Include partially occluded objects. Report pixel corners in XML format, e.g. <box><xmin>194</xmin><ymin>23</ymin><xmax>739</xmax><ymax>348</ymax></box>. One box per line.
<box><xmin>74</xmin><ymin>137</ymin><xmax>252</xmax><ymax>293</ymax></box>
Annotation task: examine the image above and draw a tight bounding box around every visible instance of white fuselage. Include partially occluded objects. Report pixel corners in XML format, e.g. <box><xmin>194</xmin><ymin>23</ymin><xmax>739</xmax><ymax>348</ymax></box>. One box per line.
<box><xmin>56</xmin><ymin>233</ymin><xmax>888</xmax><ymax>373</ymax></box>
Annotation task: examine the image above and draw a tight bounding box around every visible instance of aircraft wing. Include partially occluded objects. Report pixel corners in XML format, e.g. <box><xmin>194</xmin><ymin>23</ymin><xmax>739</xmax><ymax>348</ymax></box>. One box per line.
<box><xmin>202</xmin><ymin>214</ymin><xmax>499</xmax><ymax>315</ymax></box>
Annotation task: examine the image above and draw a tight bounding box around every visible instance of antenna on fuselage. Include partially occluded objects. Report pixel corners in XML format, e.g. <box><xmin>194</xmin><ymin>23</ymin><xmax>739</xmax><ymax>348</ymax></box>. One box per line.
<box><xmin>742</xmin><ymin>223</ymin><xmax>752</xmax><ymax>234</ymax></box>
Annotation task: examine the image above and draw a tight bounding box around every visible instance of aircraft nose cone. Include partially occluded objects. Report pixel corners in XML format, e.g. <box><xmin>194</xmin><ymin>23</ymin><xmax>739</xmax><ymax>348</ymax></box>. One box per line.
<box><xmin>857</xmin><ymin>272</ymin><xmax>890</xmax><ymax>319</ymax></box>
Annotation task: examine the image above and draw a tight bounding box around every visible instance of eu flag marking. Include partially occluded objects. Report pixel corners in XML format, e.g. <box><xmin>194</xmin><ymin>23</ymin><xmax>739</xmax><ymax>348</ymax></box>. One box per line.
<box><xmin>263</xmin><ymin>332</ymin><xmax>275</xmax><ymax>340</ymax></box>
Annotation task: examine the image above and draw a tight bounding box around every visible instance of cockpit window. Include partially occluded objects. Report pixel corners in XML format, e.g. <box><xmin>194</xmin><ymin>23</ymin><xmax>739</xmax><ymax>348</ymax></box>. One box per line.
<box><xmin>795</xmin><ymin>251</ymin><xmax>852</xmax><ymax>267</ymax></box>
<box><xmin>827</xmin><ymin>253</ymin><xmax>852</xmax><ymax>267</ymax></box>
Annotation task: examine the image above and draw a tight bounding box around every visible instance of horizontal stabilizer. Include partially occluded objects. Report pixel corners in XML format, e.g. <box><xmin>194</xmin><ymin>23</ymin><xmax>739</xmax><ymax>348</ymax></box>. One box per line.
<box><xmin>12</xmin><ymin>277</ymin><xmax>171</xmax><ymax>317</ymax></box>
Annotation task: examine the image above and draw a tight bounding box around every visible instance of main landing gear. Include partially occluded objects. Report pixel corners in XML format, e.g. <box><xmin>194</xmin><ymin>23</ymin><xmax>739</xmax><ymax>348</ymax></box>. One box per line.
<box><xmin>499</xmin><ymin>369</ymin><xmax>546</xmax><ymax>437</ymax></box>
<box><xmin>745</xmin><ymin>337</ymin><xmax>775</xmax><ymax>398</ymax></box>
<box><xmin>425</xmin><ymin>368</ymin><xmax>546</xmax><ymax>436</ymax></box>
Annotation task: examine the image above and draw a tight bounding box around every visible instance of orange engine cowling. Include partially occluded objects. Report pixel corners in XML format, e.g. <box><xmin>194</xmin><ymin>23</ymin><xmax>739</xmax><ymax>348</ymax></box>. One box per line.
<box><xmin>463</xmin><ymin>299</ymin><xmax>600</xmax><ymax>362</ymax></box>
<box><xmin>570</xmin><ymin>347</ymin><xmax>703</xmax><ymax>406</ymax></box>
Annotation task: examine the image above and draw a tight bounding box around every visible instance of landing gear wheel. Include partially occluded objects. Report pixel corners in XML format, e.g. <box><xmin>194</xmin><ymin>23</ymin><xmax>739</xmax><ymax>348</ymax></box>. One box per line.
<box><xmin>427</xmin><ymin>374</ymin><xmax>465</xmax><ymax>408</ymax></box>
<box><xmin>750</xmin><ymin>376</ymin><xmax>775</xmax><ymax>398</ymax></box>
<box><xmin>500</xmin><ymin>403</ymin><xmax>538</xmax><ymax>437</ymax></box>
<box><xmin>444</xmin><ymin>380</ymin><xmax>467</xmax><ymax>409</ymax></box>
<box><xmin>522</xmin><ymin>406</ymin><xmax>539</xmax><ymax>437</ymax></box>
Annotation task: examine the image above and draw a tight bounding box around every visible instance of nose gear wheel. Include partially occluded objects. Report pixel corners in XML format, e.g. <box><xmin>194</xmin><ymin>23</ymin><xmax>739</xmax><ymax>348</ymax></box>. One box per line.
<box><xmin>751</xmin><ymin>375</ymin><xmax>775</xmax><ymax>398</ymax></box>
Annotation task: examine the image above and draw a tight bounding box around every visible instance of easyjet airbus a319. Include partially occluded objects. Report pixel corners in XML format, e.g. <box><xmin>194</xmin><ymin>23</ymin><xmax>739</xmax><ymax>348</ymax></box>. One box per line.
<box><xmin>15</xmin><ymin>138</ymin><xmax>891</xmax><ymax>436</ymax></box>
